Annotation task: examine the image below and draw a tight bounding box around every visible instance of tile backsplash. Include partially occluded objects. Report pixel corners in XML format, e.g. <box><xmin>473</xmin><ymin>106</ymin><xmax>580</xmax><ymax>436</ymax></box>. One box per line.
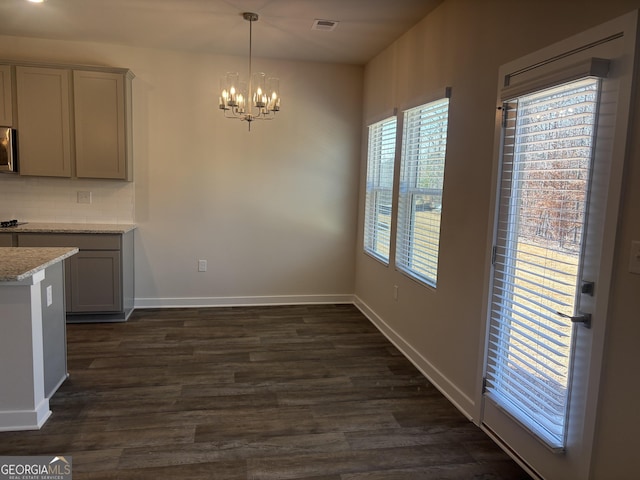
<box><xmin>0</xmin><ymin>175</ymin><xmax>134</xmax><ymax>224</ymax></box>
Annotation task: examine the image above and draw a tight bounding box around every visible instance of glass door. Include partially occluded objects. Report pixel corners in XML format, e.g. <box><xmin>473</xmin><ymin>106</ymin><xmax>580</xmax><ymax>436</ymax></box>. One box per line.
<box><xmin>480</xmin><ymin>12</ymin><xmax>637</xmax><ymax>479</ymax></box>
<box><xmin>485</xmin><ymin>77</ymin><xmax>600</xmax><ymax>449</ymax></box>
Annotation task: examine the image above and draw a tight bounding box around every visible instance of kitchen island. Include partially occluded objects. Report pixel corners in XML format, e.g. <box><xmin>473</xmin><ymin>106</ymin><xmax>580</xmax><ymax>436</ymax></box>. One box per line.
<box><xmin>0</xmin><ymin>247</ymin><xmax>78</xmax><ymax>431</ymax></box>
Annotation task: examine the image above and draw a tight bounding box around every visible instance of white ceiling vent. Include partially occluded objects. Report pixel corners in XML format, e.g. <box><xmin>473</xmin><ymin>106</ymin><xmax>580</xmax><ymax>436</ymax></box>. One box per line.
<box><xmin>312</xmin><ymin>19</ymin><xmax>339</xmax><ymax>31</ymax></box>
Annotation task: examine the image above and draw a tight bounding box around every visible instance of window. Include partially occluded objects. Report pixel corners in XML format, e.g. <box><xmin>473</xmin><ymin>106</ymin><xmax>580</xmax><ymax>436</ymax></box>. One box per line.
<box><xmin>363</xmin><ymin>117</ymin><xmax>397</xmax><ymax>263</ymax></box>
<box><xmin>395</xmin><ymin>97</ymin><xmax>450</xmax><ymax>286</ymax></box>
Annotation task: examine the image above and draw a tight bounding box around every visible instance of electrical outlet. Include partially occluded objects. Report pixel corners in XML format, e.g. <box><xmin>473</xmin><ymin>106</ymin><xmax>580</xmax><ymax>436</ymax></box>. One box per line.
<box><xmin>77</xmin><ymin>191</ymin><xmax>92</xmax><ymax>204</ymax></box>
<box><xmin>46</xmin><ymin>285</ymin><xmax>53</xmax><ymax>307</ymax></box>
<box><xmin>629</xmin><ymin>241</ymin><xmax>640</xmax><ymax>275</ymax></box>
<box><xmin>198</xmin><ymin>259</ymin><xmax>207</xmax><ymax>272</ymax></box>
<box><xmin>393</xmin><ymin>285</ymin><xmax>398</xmax><ymax>301</ymax></box>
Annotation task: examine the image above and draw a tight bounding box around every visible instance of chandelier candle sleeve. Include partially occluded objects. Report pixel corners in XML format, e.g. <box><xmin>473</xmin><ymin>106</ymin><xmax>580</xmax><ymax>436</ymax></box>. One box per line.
<box><xmin>253</xmin><ymin>73</ymin><xmax>266</xmax><ymax>107</ymax></box>
<box><xmin>219</xmin><ymin>12</ymin><xmax>281</xmax><ymax>128</ymax></box>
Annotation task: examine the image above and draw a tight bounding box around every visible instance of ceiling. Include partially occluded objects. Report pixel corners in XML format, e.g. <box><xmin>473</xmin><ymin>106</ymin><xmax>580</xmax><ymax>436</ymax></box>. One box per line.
<box><xmin>1</xmin><ymin>0</ymin><xmax>443</xmax><ymax>65</ymax></box>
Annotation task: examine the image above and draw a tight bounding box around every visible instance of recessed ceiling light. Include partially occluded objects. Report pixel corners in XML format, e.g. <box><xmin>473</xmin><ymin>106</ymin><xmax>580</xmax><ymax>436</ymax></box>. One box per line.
<box><xmin>27</xmin><ymin>0</ymin><xmax>46</xmax><ymax>3</ymax></box>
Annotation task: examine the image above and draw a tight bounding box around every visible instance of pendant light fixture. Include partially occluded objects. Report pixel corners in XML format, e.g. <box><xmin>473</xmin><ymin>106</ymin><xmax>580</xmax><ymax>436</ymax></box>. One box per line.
<box><xmin>219</xmin><ymin>12</ymin><xmax>280</xmax><ymax>130</ymax></box>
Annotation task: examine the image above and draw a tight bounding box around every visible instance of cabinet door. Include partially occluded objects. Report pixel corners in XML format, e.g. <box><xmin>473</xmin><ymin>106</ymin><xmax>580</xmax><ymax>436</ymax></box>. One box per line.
<box><xmin>0</xmin><ymin>65</ymin><xmax>12</xmax><ymax>126</ymax></box>
<box><xmin>74</xmin><ymin>70</ymin><xmax>129</xmax><ymax>179</ymax></box>
<box><xmin>68</xmin><ymin>250</ymin><xmax>122</xmax><ymax>313</ymax></box>
<box><xmin>16</xmin><ymin>66</ymin><xmax>72</xmax><ymax>177</ymax></box>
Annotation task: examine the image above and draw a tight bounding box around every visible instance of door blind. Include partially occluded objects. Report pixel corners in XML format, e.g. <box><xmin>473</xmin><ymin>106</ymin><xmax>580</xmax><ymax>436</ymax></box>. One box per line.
<box><xmin>364</xmin><ymin>117</ymin><xmax>397</xmax><ymax>262</ymax></box>
<box><xmin>485</xmin><ymin>77</ymin><xmax>601</xmax><ymax>449</ymax></box>
<box><xmin>396</xmin><ymin>98</ymin><xmax>449</xmax><ymax>286</ymax></box>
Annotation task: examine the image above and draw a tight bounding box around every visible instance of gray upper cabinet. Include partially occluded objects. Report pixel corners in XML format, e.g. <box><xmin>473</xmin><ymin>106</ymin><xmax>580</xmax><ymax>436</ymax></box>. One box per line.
<box><xmin>16</xmin><ymin>66</ymin><xmax>72</xmax><ymax>177</ymax></box>
<box><xmin>8</xmin><ymin>61</ymin><xmax>133</xmax><ymax>180</ymax></box>
<box><xmin>74</xmin><ymin>70</ymin><xmax>133</xmax><ymax>180</ymax></box>
<box><xmin>0</xmin><ymin>65</ymin><xmax>12</xmax><ymax>126</ymax></box>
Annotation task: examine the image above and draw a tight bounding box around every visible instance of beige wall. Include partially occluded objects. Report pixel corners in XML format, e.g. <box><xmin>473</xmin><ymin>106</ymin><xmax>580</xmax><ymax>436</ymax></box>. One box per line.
<box><xmin>2</xmin><ymin>0</ymin><xmax>640</xmax><ymax>476</ymax></box>
<box><xmin>355</xmin><ymin>0</ymin><xmax>640</xmax><ymax>477</ymax></box>
<box><xmin>0</xmin><ymin>176</ymin><xmax>134</xmax><ymax>223</ymax></box>
<box><xmin>0</xmin><ymin>35</ymin><xmax>363</xmax><ymax>305</ymax></box>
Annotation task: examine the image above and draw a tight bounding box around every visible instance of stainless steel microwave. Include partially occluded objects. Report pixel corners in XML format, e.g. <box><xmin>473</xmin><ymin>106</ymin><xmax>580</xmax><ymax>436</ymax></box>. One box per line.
<box><xmin>0</xmin><ymin>127</ymin><xmax>17</xmax><ymax>173</ymax></box>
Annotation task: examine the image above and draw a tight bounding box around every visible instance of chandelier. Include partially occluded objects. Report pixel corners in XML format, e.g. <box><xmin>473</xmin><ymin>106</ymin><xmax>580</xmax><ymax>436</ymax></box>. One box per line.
<box><xmin>219</xmin><ymin>12</ymin><xmax>280</xmax><ymax>130</ymax></box>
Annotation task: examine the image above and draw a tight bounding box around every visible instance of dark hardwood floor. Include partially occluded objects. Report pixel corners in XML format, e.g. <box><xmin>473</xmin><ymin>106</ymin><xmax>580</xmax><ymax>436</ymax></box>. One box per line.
<box><xmin>0</xmin><ymin>304</ymin><xmax>531</xmax><ymax>479</ymax></box>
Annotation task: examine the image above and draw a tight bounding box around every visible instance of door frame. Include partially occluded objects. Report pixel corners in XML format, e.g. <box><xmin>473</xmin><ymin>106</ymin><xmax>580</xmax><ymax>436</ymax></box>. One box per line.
<box><xmin>475</xmin><ymin>10</ymin><xmax>638</xmax><ymax>479</ymax></box>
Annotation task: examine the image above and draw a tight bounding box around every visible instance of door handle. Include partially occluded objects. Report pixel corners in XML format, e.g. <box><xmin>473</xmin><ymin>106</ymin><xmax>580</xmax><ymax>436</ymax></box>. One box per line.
<box><xmin>556</xmin><ymin>311</ymin><xmax>591</xmax><ymax>329</ymax></box>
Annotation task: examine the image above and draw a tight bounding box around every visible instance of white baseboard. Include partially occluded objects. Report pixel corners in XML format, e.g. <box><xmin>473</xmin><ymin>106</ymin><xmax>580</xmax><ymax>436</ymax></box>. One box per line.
<box><xmin>0</xmin><ymin>402</ymin><xmax>51</xmax><ymax>432</ymax></box>
<box><xmin>353</xmin><ymin>296</ymin><xmax>476</xmax><ymax>421</ymax></box>
<box><xmin>134</xmin><ymin>294</ymin><xmax>355</xmax><ymax>309</ymax></box>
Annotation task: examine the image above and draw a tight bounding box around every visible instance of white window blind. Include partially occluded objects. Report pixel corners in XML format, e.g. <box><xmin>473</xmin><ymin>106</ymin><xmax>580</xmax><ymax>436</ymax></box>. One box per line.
<box><xmin>363</xmin><ymin>117</ymin><xmax>397</xmax><ymax>262</ymax></box>
<box><xmin>396</xmin><ymin>98</ymin><xmax>449</xmax><ymax>286</ymax></box>
<box><xmin>485</xmin><ymin>77</ymin><xmax>600</xmax><ymax>449</ymax></box>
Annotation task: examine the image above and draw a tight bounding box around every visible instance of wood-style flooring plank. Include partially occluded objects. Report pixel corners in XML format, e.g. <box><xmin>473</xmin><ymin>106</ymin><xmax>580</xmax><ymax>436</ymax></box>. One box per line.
<box><xmin>0</xmin><ymin>304</ymin><xmax>531</xmax><ymax>479</ymax></box>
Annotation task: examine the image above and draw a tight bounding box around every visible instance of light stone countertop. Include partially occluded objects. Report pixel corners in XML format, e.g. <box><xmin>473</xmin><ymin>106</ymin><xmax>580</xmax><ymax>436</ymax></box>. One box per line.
<box><xmin>0</xmin><ymin>247</ymin><xmax>79</xmax><ymax>282</ymax></box>
<box><xmin>0</xmin><ymin>223</ymin><xmax>137</xmax><ymax>234</ymax></box>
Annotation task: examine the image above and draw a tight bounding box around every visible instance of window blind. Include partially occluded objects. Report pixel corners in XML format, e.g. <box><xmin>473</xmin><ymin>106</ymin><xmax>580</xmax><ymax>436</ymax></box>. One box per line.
<box><xmin>364</xmin><ymin>117</ymin><xmax>397</xmax><ymax>262</ymax></box>
<box><xmin>485</xmin><ymin>77</ymin><xmax>600</xmax><ymax>449</ymax></box>
<box><xmin>396</xmin><ymin>98</ymin><xmax>449</xmax><ymax>286</ymax></box>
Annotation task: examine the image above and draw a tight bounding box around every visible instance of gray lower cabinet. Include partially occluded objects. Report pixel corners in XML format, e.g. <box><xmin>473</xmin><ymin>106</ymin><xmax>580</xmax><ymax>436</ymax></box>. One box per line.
<box><xmin>0</xmin><ymin>233</ymin><xmax>14</xmax><ymax>246</ymax></box>
<box><xmin>69</xmin><ymin>250</ymin><xmax>121</xmax><ymax>312</ymax></box>
<box><xmin>16</xmin><ymin>230</ymin><xmax>134</xmax><ymax>322</ymax></box>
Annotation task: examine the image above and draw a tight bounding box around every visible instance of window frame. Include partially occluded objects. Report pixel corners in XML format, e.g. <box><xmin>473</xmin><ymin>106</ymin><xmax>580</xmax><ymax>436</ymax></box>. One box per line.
<box><xmin>363</xmin><ymin>115</ymin><xmax>398</xmax><ymax>264</ymax></box>
<box><xmin>395</xmin><ymin>92</ymin><xmax>451</xmax><ymax>288</ymax></box>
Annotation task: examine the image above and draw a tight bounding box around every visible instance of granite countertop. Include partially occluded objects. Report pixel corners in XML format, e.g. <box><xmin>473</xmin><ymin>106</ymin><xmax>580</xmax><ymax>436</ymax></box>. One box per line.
<box><xmin>0</xmin><ymin>247</ymin><xmax>79</xmax><ymax>282</ymax></box>
<box><xmin>0</xmin><ymin>223</ymin><xmax>137</xmax><ymax>234</ymax></box>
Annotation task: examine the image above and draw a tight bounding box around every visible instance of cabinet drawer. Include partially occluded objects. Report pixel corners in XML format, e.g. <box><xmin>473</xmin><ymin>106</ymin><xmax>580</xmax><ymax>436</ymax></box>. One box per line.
<box><xmin>17</xmin><ymin>233</ymin><xmax>120</xmax><ymax>250</ymax></box>
<box><xmin>0</xmin><ymin>233</ymin><xmax>14</xmax><ymax>246</ymax></box>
